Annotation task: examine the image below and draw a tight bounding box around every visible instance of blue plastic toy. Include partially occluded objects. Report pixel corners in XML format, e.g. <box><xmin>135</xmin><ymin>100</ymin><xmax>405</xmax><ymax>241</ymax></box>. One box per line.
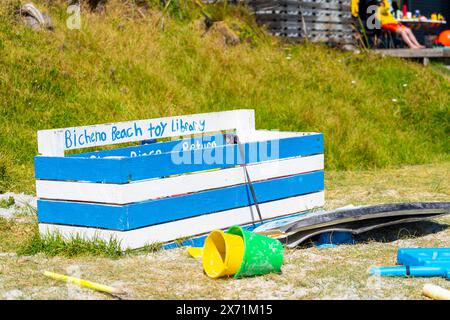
<box><xmin>314</xmin><ymin>231</ymin><xmax>354</xmax><ymax>249</ymax></box>
<box><xmin>370</xmin><ymin>248</ymin><xmax>450</xmax><ymax>279</ymax></box>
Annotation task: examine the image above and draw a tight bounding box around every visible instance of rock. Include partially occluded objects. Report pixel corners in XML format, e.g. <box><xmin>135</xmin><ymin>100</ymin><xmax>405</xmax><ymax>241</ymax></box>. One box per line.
<box><xmin>22</xmin><ymin>15</ymin><xmax>41</xmax><ymax>31</ymax></box>
<box><xmin>18</xmin><ymin>3</ymin><xmax>54</xmax><ymax>31</ymax></box>
<box><xmin>210</xmin><ymin>21</ymin><xmax>241</xmax><ymax>46</ymax></box>
<box><xmin>341</xmin><ymin>44</ymin><xmax>359</xmax><ymax>53</ymax></box>
<box><xmin>215</xmin><ymin>22</ymin><xmax>241</xmax><ymax>46</ymax></box>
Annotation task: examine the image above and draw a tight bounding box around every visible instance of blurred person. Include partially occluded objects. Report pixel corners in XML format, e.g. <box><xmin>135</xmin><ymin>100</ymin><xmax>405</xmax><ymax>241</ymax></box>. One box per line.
<box><xmin>352</xmin><ymin>0</ymin><xmax>425</xmax><ymax>48</ymax></box>
<box><xmin>378</xmin><ymin>0</ymin><xmax>425</xmax><ymax>48</ymax></box>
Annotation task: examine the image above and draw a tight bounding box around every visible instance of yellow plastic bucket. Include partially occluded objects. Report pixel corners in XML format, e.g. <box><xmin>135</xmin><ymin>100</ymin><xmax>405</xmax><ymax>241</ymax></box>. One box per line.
<box><xmin>202</xmin><ymin>230</ymin><xmax>245</xmax><ymax>278</ymax></box>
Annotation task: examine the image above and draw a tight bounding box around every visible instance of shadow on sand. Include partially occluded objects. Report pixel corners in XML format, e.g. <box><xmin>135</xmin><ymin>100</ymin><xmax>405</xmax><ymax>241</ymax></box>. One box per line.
<box><xmin>354</xmin><ymin>220</ymin><xmax>449</xmax><ymax>244</ymax></box>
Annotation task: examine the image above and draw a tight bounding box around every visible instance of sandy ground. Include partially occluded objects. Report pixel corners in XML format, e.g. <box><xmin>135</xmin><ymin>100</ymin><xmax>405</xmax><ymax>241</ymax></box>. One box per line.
<box><xmin>0</xmin><ymin>163</ymin><xmax>449</xmax><ymax>300</ymax></box>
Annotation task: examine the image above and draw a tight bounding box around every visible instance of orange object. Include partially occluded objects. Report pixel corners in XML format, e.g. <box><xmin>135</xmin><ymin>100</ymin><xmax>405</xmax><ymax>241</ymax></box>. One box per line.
<box><xmin>382</xmin><ymin>23</ymin><xmax>405</xmax><ymax>32</ymax></box>
<box><xmin>437</xmin><ymin>30</ymin><xmax>450</xmax><ymax>47</ymax></box>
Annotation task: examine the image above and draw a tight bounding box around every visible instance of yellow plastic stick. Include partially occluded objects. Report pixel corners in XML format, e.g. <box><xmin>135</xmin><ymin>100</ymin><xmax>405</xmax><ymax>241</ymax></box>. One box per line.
<box><xmin>44</xmin><ymin>271</ymin><xmax>119</xmax><ymax>294</ymax></box>
<box><xmin>423</xmin><ymin>284</ymin><xmax>450</xmax><ymax>300</ymax></box>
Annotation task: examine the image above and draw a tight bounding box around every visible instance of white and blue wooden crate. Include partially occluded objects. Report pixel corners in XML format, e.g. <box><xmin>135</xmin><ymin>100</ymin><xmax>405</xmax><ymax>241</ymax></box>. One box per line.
<box><xmin>35</xmin><ymin>109</ymin><xmax>325</xmax><ymax>249</ymax></box>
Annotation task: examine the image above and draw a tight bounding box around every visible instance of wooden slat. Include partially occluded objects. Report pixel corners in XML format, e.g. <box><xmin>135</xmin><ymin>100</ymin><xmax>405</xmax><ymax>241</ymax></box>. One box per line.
<box><xmin>247</xmin><ymin>0</ymin><xmax>351</xmax><ymax>11</ymax></box>
<box><xmin>37</xmin><ymin>109</ymin><xmax>255</xmax><ymax>157</ymax></box>
<box><xmin>262</xmin><ymin>22</ymin><xmax>355</xmax><ymax>32</ymax></box>
<box><xmin>38</xmin><ymin>191</ymin><xmax>325</xmax><ymax>249</ymax></box>
<box><xmin>268</xmin><ymin>29</ymin><xmax>355</xmax><ymax>36</ymax></box>
<box><xmin>256</xmin><ymin>15</ymin><xmax>353</xmax><ymax>24</ymax></box>
<box><xmin>68</xmin><ymin>133</ymin><xmax>226</xmax><ymax>159</ymax></box>
<box><xmin>37</xmin><ymin>171</ymin><xmax>324</xmax><ymax>230</ymax></box>
<box><xmin>272</xmin><ymin>31</ymin><xmax>355</xmax><ymax>44</ymax></box>
<box><xmin>37</xmin><ymin>154</ymin><xmax>324</xmax><ymax>204</ymax></box>
<box><xmin>253</xmin><ymin>8</ymin><xmax>352</xmax><ymax>18</ymax></box>
<box><xmin>35</xmin><ymin>133</ymin><xmax>324</xmax><ymax>183</ymax></box>
<box><xmin>278</xmin><ymin>31</ymin><xmax>355</xmax><ymax>37</ymax></box>
<box><xmin>248</xmin><ymin>0</ymin><xmax>355</xmax><ymax>44</ymax></box>
<box><xmin>374</xmin><ymin>48</ymin><xmax>449</xmax><ymax>58</ymax></box>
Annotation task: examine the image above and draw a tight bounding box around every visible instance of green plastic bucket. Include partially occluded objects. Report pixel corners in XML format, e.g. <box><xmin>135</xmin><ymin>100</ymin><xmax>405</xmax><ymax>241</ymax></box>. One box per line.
<box><xmin>226</xmin><ymin>225</ymin><xmax>284</xmax><ymax>278</ymax></box>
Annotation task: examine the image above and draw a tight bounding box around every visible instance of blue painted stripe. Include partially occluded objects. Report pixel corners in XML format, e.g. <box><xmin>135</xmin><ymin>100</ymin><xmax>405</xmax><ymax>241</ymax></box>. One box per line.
<box><xmin>68</xmin><ymin>133</ymin><xmax>227</xmax><ymax>159</ymax></box>
<box><xmin>35</xmin><ymin>134</ymin><xmax>323</xmax><ymax>183</ymax></box>
<box><xmin>37</xmin><ymin>171</ymin><xmax>324</xmax><ymax>230</ymax></box>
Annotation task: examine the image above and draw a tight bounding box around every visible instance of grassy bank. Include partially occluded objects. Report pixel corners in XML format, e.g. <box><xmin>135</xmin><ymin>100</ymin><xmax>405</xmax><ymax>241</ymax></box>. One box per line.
<box><xmin>0</xmin><ymin>0</ymin><xmax>449</xmax><ymax>194</ymax></box>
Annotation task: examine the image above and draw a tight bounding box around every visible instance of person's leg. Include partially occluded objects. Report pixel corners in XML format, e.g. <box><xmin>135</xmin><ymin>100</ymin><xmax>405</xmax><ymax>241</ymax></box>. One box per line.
<box><xmin>382</xmin><ymin>23</ymin><xmax>420</xmax><ymax>48</ymax></box>
<box><xmin>396</xmin><ymin>27</ymin><xmax>420</xmax><ymax>48</ymax></box>
<box><xmin>404</xmin><ymin>27</ymin><xmax>425</xmax><ymax>48</ymax></box>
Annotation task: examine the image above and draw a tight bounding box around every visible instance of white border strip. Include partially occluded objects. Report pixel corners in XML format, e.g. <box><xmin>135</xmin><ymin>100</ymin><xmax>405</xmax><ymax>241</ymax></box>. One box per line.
<box><xmin>36</xmin><ymin>154</ymin><xmax>324</xmax><ymax>204</ymax></box>
<box><xmin>39</xmin><ymin>191</ymin><xmax>324</xmax><ymax>249</ymax></box>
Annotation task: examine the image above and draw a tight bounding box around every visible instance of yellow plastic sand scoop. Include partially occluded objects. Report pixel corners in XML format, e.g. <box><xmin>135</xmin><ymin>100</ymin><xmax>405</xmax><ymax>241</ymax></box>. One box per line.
<box><xmin>187</xmin><ymin>247</ymin><xmax>203</xmax><ymax>260</ymax></box>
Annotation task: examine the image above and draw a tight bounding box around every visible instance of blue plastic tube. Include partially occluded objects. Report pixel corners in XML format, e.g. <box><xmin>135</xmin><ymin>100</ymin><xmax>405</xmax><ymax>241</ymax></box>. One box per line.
<box><xmin>370</xmin><ymin>266</ymin><xmax>449</xmax><ymax>278</ymax></box>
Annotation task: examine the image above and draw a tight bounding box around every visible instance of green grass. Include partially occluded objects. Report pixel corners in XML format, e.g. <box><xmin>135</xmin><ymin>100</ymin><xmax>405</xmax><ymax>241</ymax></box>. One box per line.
<box><xmin>0</xmin><ymin>216</ymin><xmax>161</xmax><ymax>258</ymax></box>
<box><xmin>139</xmin><ymin>242</ymin><xmax>163</xmax><ymax>253</ymax></box>
<box><xmin>0</xmin><ymin>0</ymin><xmax>449</xmax><ymax>194</ymax></box>
<box><xmin>0</xmin><ymin>196</ymin><xmax>15</xmax><ymax>209</ymax></box>
<box><xmin>18</xmin><ymin>227</ymin><xmax>125</xmax><ymax>258</ymax></box>
<box><xmin>0</xmin><ymin>209</ymin><xmax>124</xmax><ymax>258</ymax></box>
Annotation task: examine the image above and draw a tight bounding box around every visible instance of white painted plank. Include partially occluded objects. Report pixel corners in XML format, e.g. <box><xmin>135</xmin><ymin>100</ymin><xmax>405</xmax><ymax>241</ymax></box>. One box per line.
<box><xmin>38</xmin><ymin>191</ymin><xmax>324</xmax><ymax>249</ymax></box>
<box><xmin>36</xmin><ymin>154</ymin><xmax>324</xmax><ymax>204</ymax></box>
<box><xmin>37</xmin><ymin>109</ymin><xmax>256</xmax><ymax>156</ymax></box>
